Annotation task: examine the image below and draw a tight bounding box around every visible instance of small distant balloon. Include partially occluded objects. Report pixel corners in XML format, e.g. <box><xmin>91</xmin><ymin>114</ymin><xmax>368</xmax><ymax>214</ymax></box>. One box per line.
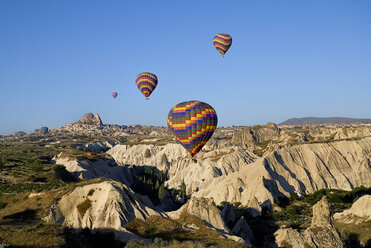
<box><xmin>213</xmin><ymin>33</ymin><xmax>232</xmax><ymax>57</ymax></box>
<box><xmin>40</xmin><ymin>127</ymin><xmax>48</xmax><ymax>135</ymax></box>
<box><xmin>135</xmin><ymin>72</ymin><xmax>158</xmax><ymax>100</ymax></box>
<box><xmin>167</xmin><ymin>100</ymin><xmax>217</xmax><ymax>157</ymax></box>
<box><xmin>112</xmin><ymin>92</ymin><xmax>118</xmax><ymax>99</ymax></box>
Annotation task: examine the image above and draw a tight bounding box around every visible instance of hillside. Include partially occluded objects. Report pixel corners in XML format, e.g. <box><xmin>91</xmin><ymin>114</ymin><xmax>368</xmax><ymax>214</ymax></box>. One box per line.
<box><xmin>1</xmin><ymin>114</ymin><xmax>371</xmax><ymax>247</ymax></box>
<box><xmin>279</xmin><ymin>117</ymin><xmax>371</xmax><ymax>126</ymax></box>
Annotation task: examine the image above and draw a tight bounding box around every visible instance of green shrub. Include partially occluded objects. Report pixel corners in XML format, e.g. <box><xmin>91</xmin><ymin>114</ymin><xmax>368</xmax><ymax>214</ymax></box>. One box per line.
<box><xmin>233</xmin><ymin>202</ymin><xmax>242</xmax><ymax>208</ymax></box>
<box><xmin>76</xmin><ymin>198</ymin><xmax>92</xmax><ymax>217</ymax></box>
<box><xmin>145</xmin><ymin>222</ymin><xmax>158</xmax><ymax>235</ymax></box>
<box><xmin>29</xmin><ymin>160</ymin><xmax>44</xmax><ymax>172</ymax></box>
<box><xmin>276</xmin><ymin>196</ymin><xmax>290</xmax><ymax>207</ymax></box>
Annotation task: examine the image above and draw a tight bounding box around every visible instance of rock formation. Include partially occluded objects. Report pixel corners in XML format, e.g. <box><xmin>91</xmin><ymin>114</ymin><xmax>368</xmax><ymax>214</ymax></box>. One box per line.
<box><xmin>76</xmin><ymin>140</ymin><xmax>115</xmax><ymax>152</ymax></box>
<box><xmin>74</xmin><ymin>113</ymin><xmax>103</xmax><ymax>126</ymax></box>
<box><xmin>231</xmin><ymin>123</ymin><xmax>280</xmax><ymax>149</ymax></box>
<box><xmin>245</xmin><ymin>196</ymin><xmax>262</xmax><ymax>217</ymax></box>
<box><xmin>221</xmin><ymin>203</ymin><xmax>235</xmax><ymax>226</ymax></box>
<box><xmin>166</xmin><ymin>197</ymin><xmax>245</xmax><ymax>243</ymax></box>
<box><xmin>167</xmin><ymin>197</ymin><xmax>229</xmax><ymax>233</ymax></box>
<box><xmin>108</xmin><ymin>143</ymin><xmax>188</xmax><ymax>172</ymax></box>
<box><xmin>304</xmin><ymin>196</ymin><xmax>344</xmax><ymax>248</ymax></box>
<box><xmin>194</xmin><ymin>137</ymin><xmax>371</xmax><ymax>207</ymax></box>
<box><xmin>231</xmin><ymin>216</ymin><xmax>254</xmax><ymax>245</ymax></box>
<box><xmin>52</xmin><ymin>153</ymin><xmax>133</xmax><ymax>186</ymax></box>
<box><xmin>166</xmin><ymin>146</ymin><xmax>255</xmax><ymax>195</ymax></box>
<box><xmin>274</xmin><ymin>228</ymin><xmax>306</xmax><ymax>248</ymax></box>
<box><xmin>273</xmin><ymin>196</ymin><xmax>344</xmax><ymax>248</ymax></box>
<box><xmin>334</xmin><ymin>195</ymin><xmax>371</xmax><ymax>224</ymax></box>
<box><xmin>44</xmin><ymin>180</ymin><xmax>165</xmax><ymax>242</ymax></box>
<box><xmin>158</xmin><ymin>190</ymin><xmax>178</xmax><ymax>211</ymax></box>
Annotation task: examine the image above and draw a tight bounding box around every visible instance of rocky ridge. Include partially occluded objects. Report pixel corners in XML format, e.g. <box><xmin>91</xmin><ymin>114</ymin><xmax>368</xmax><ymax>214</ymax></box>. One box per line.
<box><xmin>274</xmin><ymin>196</ymin><xmax>344</xmax><ymax>248</ymax></box>
<box><xmin>193</xmin><ymin>137</ymin><xmax>371</xmax><ymax>206</ymax></box>
<box><xmin>44</xmin><ymin>181</ymin><xmax>165</xmax><ymax>243</ymax></box>
<box><xmin>334</xmin><ymin>195</ymin><xmax>371</xmax><ymax>224</ymax></box>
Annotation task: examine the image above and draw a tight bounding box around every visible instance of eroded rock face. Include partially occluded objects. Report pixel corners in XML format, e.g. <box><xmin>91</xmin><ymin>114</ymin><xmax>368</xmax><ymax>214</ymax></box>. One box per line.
<box><xmin>52</xmin><ymin>154</ymin><xmax>133</xmax><ymax>186</ymax></box>
<box><xmin>167</xmin><ymin>197</ymin><xmax>229</xmax><ymax>233</ymax></box>
<box><xmin>231</xmin><ymin>123</ymin><xmax>280</xmax><ymax>149</ymax></box>
<box><xmin>44</xmin><ymin>181</ymin><xmax>165</xmax><ymax>242</ymax></box>
<box><xmin>221</xmin><ymin>203</ymin><xmax>235</xmax><ymax>226</ymax></box>
<box><xmin>304</xmin><ymin>196</ymin><xmax>344</xmax><ymax>248</ymax></box>
<box><xmin>273</xmin><ymin>197</ymin><xmax>344</xmax><ymax>248</ymax></box>
<box><xmin>158</xmin><ymin>190</ymin><xmax>178</xmax><ymax>212</ymax></box>
<box><xmin>76</xmin><ymin>140</ymin><xmax>115</xmax><ymax>152</ymax></box>
<box><xmin>231</xmin><ymin>216</ymin><xmax>254</xmax><ymax>245</ymax></box>
<box><xmin>107</xmin><ymin>144</ymin><xmax>188</xmax><ymax>172</ymax></box>
<box><xmin>334</xmin><ymin>195</ymin><xmax>371</xmax><ymax>224</ymax></box>
<box><xmin>74</xmin><ymin>113</ymin><xmax>103</xmax><ymax>126</ymax></box>
<box><xmin>166</xmin><ymin>146</ymin><xmax>255</xmax><ymax>195</ymax></box>
<box><xmin>274</xmin><ymin>228</ymin><xmax>305</xmax><ymax>248</ymax></box>
<box><xmin>194</xmin><ymin>138</ymin><xmax>371</xmax><ymax>207</ymax></box>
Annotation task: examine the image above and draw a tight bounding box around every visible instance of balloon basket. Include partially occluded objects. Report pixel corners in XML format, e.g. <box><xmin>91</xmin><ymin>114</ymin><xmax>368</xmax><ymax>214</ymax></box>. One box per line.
<box><xmin>145</xmin><ymin>97</ymin><xmax>149</xmax><ymax>100</ymax></box>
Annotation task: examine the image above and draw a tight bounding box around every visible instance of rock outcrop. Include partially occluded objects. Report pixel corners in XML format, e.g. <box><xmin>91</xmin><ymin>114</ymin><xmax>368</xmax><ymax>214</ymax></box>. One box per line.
<box><xmin>166</xmin><ymin>146</ymin><xmax>255</xmax><ymax>195</ymax></box>
<box><xmin>52</xmin><ymin>154</ymin><xmax>133</xmax><ymax>186</ymax></box>
<box><xmin>334</xmin><ymin>195</ymin><xmax>371</xmax><ymax>224</ymax></box>
<box><xmin>158</xmin><ymin>190</ymin><xmax>178</xmax><ymax>211</ymax></box>
<box><xmin>108</xmin><ymin>144</ymin><xmax>188</xmax><ymax>172</ymax></box>
<box><xmin>245</xmin><ymin>196</ymin><xmax>262</xmax><ymax>217</ymax></box>
<box><xmin>74</xmin><ymin>113</ymin><xmax>103</xmax><ymax>126</ymax></box>
<box><xmin>167</xmin><ymin>197</ymin><xmax>229</xmax><ymax>233</ymax></box>
<box><xmin>194</xmin><ymin>137</ymin><xmax>371</xmax><ymax>206</ymax></box>
<box><xmin>274</xmin><ymin>228</ymin><xmax>305</xmax><ymax>248</ymax></box>
<box><xmin>231</xmin><ymin>216</ymin><xmax>254</xmax><ymax>245</ymax></box>
<box><xmin>166</xmin><ymin>197</ymin><xmax>246</xmax><ymax>244</ymax></box>
<box><xmin>44</xmin><ymin>181</ymin><xmax>165</xmax><ymax>242</ymax></box>
<box><xmin>304</xmin><ymin>196</ymin><xmax>344</xmax><ymax>248</ymax></box>
<box><xmin>221</xmin><ymin>203</ymin><xmax>235</xmax><ymax>226</ymax></box>
<box><xmin>273</xmin><ymin>196</ymin><xmax>344</xmax><ymax>248</ymax></box>
<box><xmin>231</xmin><ymin>123</ymin><xmax>280</xmax><ymax>149</ymax></box>
<box><xmin>76</xmin><ymin>140</ymin><xmax>115</xmax><ymax>152</ymax></box>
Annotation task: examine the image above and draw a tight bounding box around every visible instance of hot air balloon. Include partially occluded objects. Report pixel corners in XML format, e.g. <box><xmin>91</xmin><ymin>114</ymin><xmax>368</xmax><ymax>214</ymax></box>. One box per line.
<box><xmin>40</xmin><ymin>127</ymin><xmax>48</xmax><ymax>135</ymax></box>
<box><xmin>167</xmin><ymin>101</ymin><xmax>217</xmax><ymax>157</ymax></box>
<box><xmin>135</xmin><ymin>72</ymin><xmax>158</xmax><ymax>100</ymax></box>
<box><xmin>112</xmin><ymin>92</ymin><xmax>118</xmax><ymax>99</ymax></box>
<box><xmin>213</xmin><ymin>33</ymin><xmax>232</xmax><ymax>57</ymax></box>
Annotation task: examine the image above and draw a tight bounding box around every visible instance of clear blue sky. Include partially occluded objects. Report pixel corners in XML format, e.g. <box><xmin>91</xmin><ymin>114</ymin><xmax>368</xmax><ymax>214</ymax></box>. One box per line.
<box><xmin>1</xmin><ymin>1</ymin><xmax>370</xmax><ymax>134</ymax></box>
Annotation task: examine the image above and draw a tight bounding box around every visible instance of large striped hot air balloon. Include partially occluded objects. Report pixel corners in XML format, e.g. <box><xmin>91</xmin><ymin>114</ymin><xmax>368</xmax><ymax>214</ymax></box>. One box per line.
<box><xmin>167</xmin><ymin>101</ymin><xmax>217</xmax><ymax>157</ymax></box>
<box><xmin>213</xmin><ymin>33</ymin><xmax>232</xmax><ymax>57</ymax></box>
<box><xmin>135</xmin><ymin>72</ymin><xmax>158</xmax><ymax>100</ymax></box>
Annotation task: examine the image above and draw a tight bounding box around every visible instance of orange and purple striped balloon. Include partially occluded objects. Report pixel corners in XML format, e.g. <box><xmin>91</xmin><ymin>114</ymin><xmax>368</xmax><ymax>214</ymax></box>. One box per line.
<box><xmin>135</xmin><ymin>72</ymin><xmax>158</xmax><ymax>99</ymax></box>
<box><xmin>167</xmin><ymin>101</ymin><xmax>217</xmax><ymax>157</ymax></box>
<box><xmin>213</xmin><ymin>33</ymin><xmax>232</xmax><ymax>57</ymax></box>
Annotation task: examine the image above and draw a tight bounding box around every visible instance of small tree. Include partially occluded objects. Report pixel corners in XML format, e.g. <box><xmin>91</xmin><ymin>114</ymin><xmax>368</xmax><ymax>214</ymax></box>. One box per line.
<box><xmin>158</xmin><ymin>183</ymin><xmax>165</xmax><ymax>200</ymax></box>
<box><xmin>180</xmin><ymin>179</ymin><xmax>186</xmax><ymax>199</ymax></box>
<box><xmin>155</xmin><ymin>180</ymin><xmax>160</xmax><ymax>190</ymax></box>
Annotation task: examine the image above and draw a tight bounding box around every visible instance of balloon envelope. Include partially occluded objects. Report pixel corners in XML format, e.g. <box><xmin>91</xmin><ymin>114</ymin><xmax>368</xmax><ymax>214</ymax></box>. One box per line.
<box><xmin>135</xmin><ymin>72</ymin><xmax>158</xmax><ymax>99</ymax></box>
<box><xmin>40</xmin><ymin>127</ymin><xmax>48</xmax><ymax>135</ymax></box>
<box><xmin>167</xmin><ymin>101</ymin><xmax>217</xmax><ymax>157</ymax></box>
<box><xmin>112</xmin><ymin>92</ymin><xmax>118</xmax><ymax>99</ymax></box>
<box><xmin>213</xmin><ymin>33</ymin><xmax>232</xmax><ymax>56</ymax></box>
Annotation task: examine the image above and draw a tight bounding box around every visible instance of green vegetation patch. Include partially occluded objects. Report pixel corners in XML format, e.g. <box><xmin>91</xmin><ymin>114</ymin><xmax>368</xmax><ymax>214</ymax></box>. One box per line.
<box><xmin>125</xmin><ymin>213</ymin><xmax>251</xmax><ymax>248</ymax></box>
<box><xmin>76</xmin><ymin>198</ymin><xmax>92</xmax><ymax>217</ymax></box>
